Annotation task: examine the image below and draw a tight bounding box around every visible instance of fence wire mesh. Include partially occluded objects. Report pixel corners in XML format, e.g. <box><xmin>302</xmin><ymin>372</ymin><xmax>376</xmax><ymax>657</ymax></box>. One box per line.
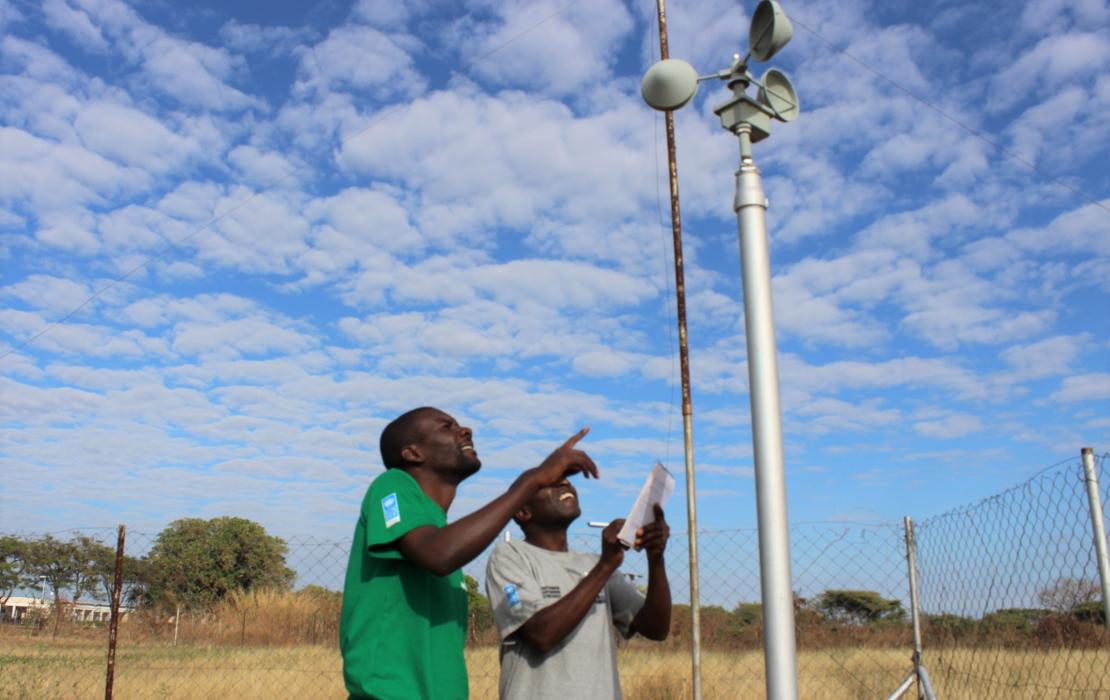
<box><xmin>1</xmin><ymin>453</ymin><xmax>1107</xmax><ymax>699</ymax></box>
<box><xmin>914</xmin><ymin>453</ymin><xmax>1110</xmax><ymax>699</ymax></box>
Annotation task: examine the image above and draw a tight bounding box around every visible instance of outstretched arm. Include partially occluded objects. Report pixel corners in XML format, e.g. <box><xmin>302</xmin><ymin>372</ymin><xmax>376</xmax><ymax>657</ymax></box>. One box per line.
<box><xmin>630</xmin><ymin>504</ymin><xmax>671</xmax><ymax>640</ymax></box>
<box><xmin>512</xmin><ymin>520</ymin><xmax>627</xmax><ymax>654</ymax></box>
<box><xmin>396</xmin><ymin>429</ymin><xmax>599</xmax><ymax>576</ymax></box>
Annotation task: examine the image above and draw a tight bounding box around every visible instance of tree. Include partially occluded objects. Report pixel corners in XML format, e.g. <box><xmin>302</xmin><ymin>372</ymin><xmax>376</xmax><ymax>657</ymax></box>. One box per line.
<box><xmin>89</xmin><ymin>543</ymin><xmax>149</xmax><ymax>606</ymax></box>
<box><xmin>298</xmin><ymin>584</ymin><xmax>341</xmax><ymax>603</ymax></box>
<box><xmin>1037</xmin><ymin>577</ymin><xmax>1100</xmax><ymax>613</ymax></box>
<box><xmin>20</xmin><ymin>534</ymin><xmax>113</xmax><ymax>607</ymax></box>
<box><xmin>465</xmin><ymin>575</ymin><xmax>494</xmax><ymax>641</ymax></box>
<box><xmin>981</xmin><ymin>607</ymin><xmax>1046</xmax><ymax>631</ymax></box>
<box><xmin>0</xmin><ymin>535</ymin><xmax>24</xmax><ymax>609</ymax></box>
<box><xmin>142</xmin><ymin>517</ymin><xmax>295</xmax><ymax>611</ymax></box>
<box><xmin>733</xmin><ymin>601</ymin><xmax>763</xmax><ymax>627</ymax></box>
<box><xmin>816</xmin><ymin>589</ymin><xmax>905</xmax><ymax>625</ymax></box>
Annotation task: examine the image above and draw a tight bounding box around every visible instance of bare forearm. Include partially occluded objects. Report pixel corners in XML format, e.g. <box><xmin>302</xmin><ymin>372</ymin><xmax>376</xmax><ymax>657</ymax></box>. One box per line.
<box><xmin>514</xmin><ymin>560</ymin><xmax>618</xmax><ymax>653</ymax></box>
<box><xmin>399</xmin><ymin>475</ymin><xmax>540</xmax><ymax>574</ymax></box>
<box><xmin>632</xmin><ymin>557</ymin><xmax>671</xmax><ymax>640</ymax></box>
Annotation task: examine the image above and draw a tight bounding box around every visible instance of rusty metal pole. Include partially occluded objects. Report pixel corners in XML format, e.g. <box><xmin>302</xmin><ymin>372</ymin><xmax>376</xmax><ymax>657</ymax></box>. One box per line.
<box><xmin>654</xmin><ymin>1</ymin><xmax>703</xmax><ymax>697</ymax></box>
<box><xmin>104</xmin><ymin>524</ymin><xmax>125</xmax><ymax>700</ymax></box>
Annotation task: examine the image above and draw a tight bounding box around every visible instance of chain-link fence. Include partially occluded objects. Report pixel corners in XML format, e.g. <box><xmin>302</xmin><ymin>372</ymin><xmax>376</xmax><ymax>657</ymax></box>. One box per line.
<box><xmin>914</xmin><ymin>452</ymin><xmax>1110</xmax><ymax>699</ymax></box>
<box><xmin>2</xmin><ymin>452</ymin><xmax>1107</xmax><ymax>698</ymax></box>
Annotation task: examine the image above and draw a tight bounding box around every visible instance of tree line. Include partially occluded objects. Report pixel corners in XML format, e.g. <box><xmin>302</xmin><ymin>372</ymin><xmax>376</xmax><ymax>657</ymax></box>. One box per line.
<box><xmin>1</xmin><ymin>517</ymin><xmax>294</xmax><ymax>616</ymax></box>
<box><xmin>3</xmin><ymin>519</ymin><xmax>1104</xmax><ymax>649</ymax></box>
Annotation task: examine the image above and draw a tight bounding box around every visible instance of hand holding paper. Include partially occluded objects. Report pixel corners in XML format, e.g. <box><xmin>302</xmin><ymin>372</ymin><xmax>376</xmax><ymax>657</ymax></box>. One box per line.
<box><xmin>617</xmin><ymin>462</ymin><xmax>675</xmax><ymax>548</ymax></box>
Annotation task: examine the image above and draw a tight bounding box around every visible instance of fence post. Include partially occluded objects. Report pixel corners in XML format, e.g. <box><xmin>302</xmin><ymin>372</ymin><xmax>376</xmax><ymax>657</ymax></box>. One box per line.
<box><xmin>104</xmin><ymin>524</ymin><xmax>126</xmax><ymax>700</ymax></box>
<box><xmin>903</xmin><ymin>517</ymin><xmax>924</xmax><ymax>699</ymax></box>
<box><xmin>1080</xmin><ymin>447</ymin><xmax>1110</xmax><ymax>634</ymax></box>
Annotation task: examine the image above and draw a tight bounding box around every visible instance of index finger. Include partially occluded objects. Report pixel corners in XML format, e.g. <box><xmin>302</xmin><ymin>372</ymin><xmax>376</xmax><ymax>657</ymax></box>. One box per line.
<box><xmin>573</xmin><ymin>450</ymin><xmax>599</xmax><ymax>479</ymax></box>
<box><xmin>653</xmin><ymin>503</ymin><xmax>665</xmax><ymax>522</ymax></box>
<box><xmin>560</xmin><ymin>426</ymin><xmax>590</xmax><ymax>450</ymax></box>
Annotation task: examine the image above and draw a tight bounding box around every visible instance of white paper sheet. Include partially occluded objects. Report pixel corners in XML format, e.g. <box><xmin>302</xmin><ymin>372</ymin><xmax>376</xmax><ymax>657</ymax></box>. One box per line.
<box><xmin>617</xmin><ymin>462</ymin><xmax>675</xmax><ymax>548</ymax></box>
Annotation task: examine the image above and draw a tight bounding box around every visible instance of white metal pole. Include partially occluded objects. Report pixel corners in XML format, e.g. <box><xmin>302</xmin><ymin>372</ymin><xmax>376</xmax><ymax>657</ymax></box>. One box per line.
<box><xmin>1081</xmin><ymin>447</ymin><xmax>1110</xmax><ymax>634</ymax></box>
<box><xmin>903</xmin><ymin>516</ymin><xmax>924</xmax><ymax>699</ymax></box>
<box><xmin>734</xmin><ymin>123</ymin><xmax>798</xmax><ymax>700</ymax></box>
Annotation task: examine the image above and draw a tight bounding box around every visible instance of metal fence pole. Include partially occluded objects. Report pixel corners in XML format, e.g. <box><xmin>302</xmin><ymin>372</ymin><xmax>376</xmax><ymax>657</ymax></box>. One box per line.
<box><xmin>1081</xmin><ymin>447</ymin><xmax>1110</xmax><ymax>633</ymax></box>
<box><xmin>903</xmin><ymin>517</ymin><xmax>924</xmax><ymax>699</ymax></box>
<box><xmin>104</xmin><ymin>524</ymin><xmax>125</xmax><ymax>700</ymax></box>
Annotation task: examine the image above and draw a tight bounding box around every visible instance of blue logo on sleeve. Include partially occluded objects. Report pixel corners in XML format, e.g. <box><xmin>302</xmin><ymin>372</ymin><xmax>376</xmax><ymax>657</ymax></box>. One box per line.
<box><xmin>503</xmin><ymin>583</ymin><xmax>521</xmax><ymax>608</ymax></box>
<box><xmin>382</xmin><ymin>493</ymin><xmax>400</xmax><ymax>528</ymax></box>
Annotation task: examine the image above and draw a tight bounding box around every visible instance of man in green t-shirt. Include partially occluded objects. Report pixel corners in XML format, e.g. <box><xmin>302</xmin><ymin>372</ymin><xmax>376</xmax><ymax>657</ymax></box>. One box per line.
<box><xmin>340</xmin><ymin>406</ymin><xmax>599</xmax><ymax>700</ymax></box>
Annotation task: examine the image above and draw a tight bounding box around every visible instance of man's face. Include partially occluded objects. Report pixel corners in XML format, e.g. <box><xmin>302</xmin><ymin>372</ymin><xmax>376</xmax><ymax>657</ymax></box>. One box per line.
<box><xmin>523</xmin><ymin>478</ymin><xmax>581</xmax><ymax>526</ymax></box>
<box><xmin>409</xmin><ymin>408</ymin><xmax>481</xmax><ymax>478</ymax></box>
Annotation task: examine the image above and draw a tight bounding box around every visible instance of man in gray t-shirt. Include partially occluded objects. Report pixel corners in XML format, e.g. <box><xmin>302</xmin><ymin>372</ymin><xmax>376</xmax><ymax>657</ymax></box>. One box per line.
<box><xmin>485</xmin><ymin>476</ymin><xmax>671</xmax><ymax>699</ymax></box>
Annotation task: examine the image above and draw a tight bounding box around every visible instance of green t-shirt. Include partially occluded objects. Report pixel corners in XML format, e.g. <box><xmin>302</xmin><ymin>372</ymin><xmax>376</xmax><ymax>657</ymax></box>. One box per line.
<box><xmin>340</xmin><ymin>468</ymin><xmax>469</xmax><ymax>700</ymax></box>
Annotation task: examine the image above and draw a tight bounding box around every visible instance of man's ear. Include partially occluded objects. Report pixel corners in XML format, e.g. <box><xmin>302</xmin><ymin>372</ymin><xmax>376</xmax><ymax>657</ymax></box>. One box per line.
<box><xmin>400</xmin><ymin>444</ymin><xmax>424</xmax><ymax>466</ymax></box>
<box><xmin>514</xmin><ymin>505</ymin><xmax>532</xmax><ymax>525</ymax></box>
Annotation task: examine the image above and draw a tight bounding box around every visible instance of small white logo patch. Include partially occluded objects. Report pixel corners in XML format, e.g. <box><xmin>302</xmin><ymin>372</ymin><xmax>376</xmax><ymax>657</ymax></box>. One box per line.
<box><xmin>382</xmin><ymin>493</ymin><xmax>401</xmax><ymax>528</ymax></box>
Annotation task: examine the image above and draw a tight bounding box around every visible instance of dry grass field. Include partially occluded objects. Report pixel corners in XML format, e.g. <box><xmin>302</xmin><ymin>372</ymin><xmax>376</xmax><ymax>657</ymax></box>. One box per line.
<box><xmin>3</xmin><ymin>631</ymin><xmax>1108</xmax><ymax>699</ymax></box>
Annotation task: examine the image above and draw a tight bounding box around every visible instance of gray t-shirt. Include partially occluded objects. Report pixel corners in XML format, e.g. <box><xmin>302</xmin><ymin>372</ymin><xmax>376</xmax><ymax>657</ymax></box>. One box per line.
<box><xmin>484</xmin><ymin>539</ymin><xmax>646</xmax><ymax>700</ymax></box>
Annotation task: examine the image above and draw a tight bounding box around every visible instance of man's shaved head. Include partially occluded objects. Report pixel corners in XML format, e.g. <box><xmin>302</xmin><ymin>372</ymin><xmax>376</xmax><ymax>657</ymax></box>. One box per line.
<box><xmin>379</xmin><ymin>407</ymin><xmax>437</xmax><ymax>469</ymax></box>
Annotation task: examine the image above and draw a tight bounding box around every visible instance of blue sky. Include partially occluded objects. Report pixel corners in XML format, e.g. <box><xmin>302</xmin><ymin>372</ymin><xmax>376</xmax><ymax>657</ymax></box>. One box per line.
<box><xmin>1</xmin><ymin>0</ymin><xmax>1107</xmax><ymax>543</ymax></box>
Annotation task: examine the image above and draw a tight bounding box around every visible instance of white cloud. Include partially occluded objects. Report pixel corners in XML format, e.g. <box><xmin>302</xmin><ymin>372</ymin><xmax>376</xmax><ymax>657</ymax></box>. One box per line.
<box><xmin>0</xmin><ymin>309</ymin><xmax>168</xmax><ymax>357</ymax></box>
<box><xmin>0</xmin><ymin>127</ymin><xmax>150</xmax><ymax>211</ymax></box>
<box><xmin>227</xmin><ymin>145</ymin><xmax>300</xmax><ymax>189</ymax></box>
<box><xmin>294</xmin><ymin>24</ymin><xmax>424</xmax><ymax>100</ymax></box>
<box><xmin>765</xmin><ymin>154</ymin><xmax>887</xmax><ymax>245</ymax></box>
<box><xmin>783</xmin><ymin>354</ymin><xmax>989</xmax><ymax>401</ymax></box>
<box><xmin>464</xmin><ymin>259</ymin><xmax>656</xmax><ymax>310</ymax></box>
<box><xmin>772</xmin><ymin>249</ymin><xmax>917</xmax><ymax>347</ymax></box>
<box><xmin>171</xmin><ymin>187</ymin><xmax>312</xmax><ymax>275</ymax></box>
<box><xmin>792</xmin><ymin>397</ymin><xmax>903</xmax><ymax>434</ymax></box>
<box><xmin>97</xmin><ymin>203</ymin><xmax>185</xmax><ymax>254</ymax></box>
<box><xmin>1</xmin><ymin>0</ymin><xmax>1107</xmax><ymax>539</ymax></box>
<box><xmin>137</xmin><ymin>35</ymin><xmax>260</xmax><ymax>112</ymax></box>
<box><xmin>36</xmin><ymin>206</ymin><xmax>101</xmax><ymax>253</ymax></box>
<box><xmin>455</xmin><ymin>0</ymin><xmax>633</xmax><ymax>97</ymax></box>
<box><xmin>633</xmin><ymin>0</ymin><xmax>751</xmax><ymax>84</ymax></box>
<box><xmin>42</xmin><ymin>0</ymin><xmax>108</xmax><ymax>52</ymax></box>
<box><xmin>2</xmin><ymin>274</ymin><xmax>93</xmax><ymax>314</ymax></box>
<box><xmin>857</xmin><ymin>194</ymin><xmax>985</xmax><ymax>259</ymax></box>
<box><xmin>74</xmin><ymin>100</ymin><xmax>196</xmax><ymax>172</ymax></box>
<box><xmin>1</xmin><ymin>35</ymin><xmax>82</xmax><ymax>86</ymax></box>
<box><xmin>1020</xmin><ymin>0</ymin><xmax>1110</xmax><ymax>33</ymax></box>
<box><xmin>306</xmin><ymin>187</ymin><xmax>423</xmax><ymax>255</ymax></box>
<box><xmin>1004</xmin><ymin>83</ymin><xmax>1110</xmax><ymax>171</ymax></box>
<box><xmin>1007</xmin><ymin>199</ymin><xmax>1110</xmax><ymax>257</ymax></box>
<box><xmin>218</xmin><ymin>20</ymin><xmax>303</xmax><ymax>54</ymax></box>
<box><xmin>572</xmin><ymin>349</ymin><xmax>635</xmax><ymax>377</ymax></box>
<box><xmin>1050</xmin><ymin>373</ymin><xmax>1110</xmax><ymax>402</ymax></box>
<box><xmin>999</xmin><ymin>334</ymin><xmax>1089</xmax><ymax>380</ymax></box>
<box><xmin>63</xmin><ymin>0</ymin><xmax>261</xmax><ymax>112</ymax></box>
<box><xmin>170</xmin><ymin>317</ymin><xmax>317</xmax><ymax>359</ymax></box>
<box><xmin>336</xmin><ymin>89</ymin><xmax>659</xmax><ymax>244</ymax></box>
<box><xmin>351</xmin><ymin>0</ymin><xmax>419</xmax><ymax>31</ymax></box>
<box><xmin>989</xmin><ymin>32</ymin><xmax>1110</xmax><ymax>113</ymax></box>
<box><xmin>0</xmin><ymin>1</ymin><xmax>23</xmax><ymax>31</ymax></box>
<box><xmin>913</xmin><ymin>413</ymin><xmax>983</xmax><ymax>439</ymax></box>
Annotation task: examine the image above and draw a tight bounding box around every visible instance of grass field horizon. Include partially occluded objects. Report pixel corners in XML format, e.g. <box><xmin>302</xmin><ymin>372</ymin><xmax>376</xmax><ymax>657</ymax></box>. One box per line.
<box><xmin>5</xmin><ymin>632</ymin><xmax>1109</xmax><ymax>699</ymax></box>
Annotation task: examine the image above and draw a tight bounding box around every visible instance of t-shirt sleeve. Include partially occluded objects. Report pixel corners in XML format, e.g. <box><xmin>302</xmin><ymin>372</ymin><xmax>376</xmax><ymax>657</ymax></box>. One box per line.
<box><xmin>363</xmin><ymin>470</ymin><xmax>442</xmax><ymax>560</ymax></box>
<box><xmin>485</xmin><ymin>542</ymin><xmax>544</xmax><ymax>640</ymax></box>
<box><xmin>607</xmin><ymin>571</ymin><xmax>647</xmax><ymax>639</ymax></box>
